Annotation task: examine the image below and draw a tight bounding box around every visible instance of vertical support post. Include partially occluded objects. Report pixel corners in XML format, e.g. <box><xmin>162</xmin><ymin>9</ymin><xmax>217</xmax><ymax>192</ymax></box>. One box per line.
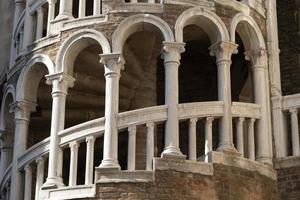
<box><xmin>79</xmin><ymin>0</ymin><xmax>86</xmax><ymax>18</ymax></box>
<box><xmin>146</xmin><ymin>122</ymin><xmax>154</xmax><ymax>171</ymax></box>
<box><xmin>47</xmin><ymin>0</ymin><xmax>56</xmax><ymax>35</ymax></box>
<box><xmin>24</xmin><ymin>165</ymin><xmax>33</xmax><ymax>200</ymax></box>
<box><xmin>161</xmin><ymin>42</ymin><xmax>185</xmax><ymax>159</ymax></box>
<box><xmin>56</xmin><ymin>0</ymin><xmax>74</xmax><ymax>20</ymax></box>
<box><xmin>236</xmin><ymin>117</ymin><xmax>245</xmax><ymax>156</ymax></box>
<box><xmin>0</xmin><ymin>130</ymin><xmax>13</xmax><ymax>180</ymax></box>
<box><xmin>85</xmin><ymin>136</ymin><xmax>95</xmax><ymax>185</ymax></box>
<box><xmin>248</xmin><ymin>118</ymin><xmax>255</xmax><ymax>161</ymax></box>
<box><xmin>35</xmin><ymin>158</ymin><xmax>45</xmax><ymax>200</ymax></box>
<box><xmin>205</xmin><ymin>117</ymin><xmax>214</xmax><ymax>162</ymax></box>
<box><xmin>69</xmin><ymin>141</ymin><xmax>80</xmax><ymax>186</ymax></box>
<box><xmin>290</xmin><ymin>108</ymin><xmax>300</xmax><ymax>156</ymax></box>
<box><xmin>93</xmin><ymin>0</ymin><xmax>101</xmax><ymax>15</ymax></box>
<box><xmin>36</xmin><ymin>7</ymin><xmax>45</xmax><ymax>40</ymax></box>
<box><xmin>189</xmin><ymin>118</ymin><xmax>198</xmax><ymax>161</ymax></box>
<box><xmin>127</xmin><ymin>126</ymin><xmax>137</xmax><ymax>171</ymax></box>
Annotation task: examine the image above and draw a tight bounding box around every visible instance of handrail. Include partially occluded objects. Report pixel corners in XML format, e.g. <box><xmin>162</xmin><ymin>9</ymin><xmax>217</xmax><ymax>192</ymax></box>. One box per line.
<box><xmin>283</xmin><ymin>93</ymin><xmax>300</xmax><ymax>110</ymax></box>
<box><xmin>232</xmin><ymin>102</ymin><xmax>261</xmax><ymax>119</ymax></box>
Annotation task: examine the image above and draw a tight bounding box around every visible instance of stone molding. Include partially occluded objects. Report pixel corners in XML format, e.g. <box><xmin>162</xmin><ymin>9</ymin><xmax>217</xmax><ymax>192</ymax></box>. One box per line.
<box><xmin>275</xmin><ymin>156</ymin><xmax>300</xmax><ymax>169</ymax></box>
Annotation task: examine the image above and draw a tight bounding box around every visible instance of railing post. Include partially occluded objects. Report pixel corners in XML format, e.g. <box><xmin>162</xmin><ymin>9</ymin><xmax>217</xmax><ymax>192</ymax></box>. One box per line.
<box><xmin>236</xmin><ymin>117</ymin><xmax>245</xmax><ymax>156</ymax></box>
<box><xmin>93</xmin><ymin>0</ymin><xmax>101</xmax><ymax>15</ymax></box>
<box><xmin>35</xmin><ymin>157</ymin><xmax>45</xmax><ymax>200</ymax></box>
<box><xmin>290</xmin><ymin>108</ymin><xmax>300</xmax><ymax>156</ymax></box>
<box><xmin>47</xmin><ymin>0</ymin><xmax>56</xmax><ymax>35</ymax></box>
<box><xmin>189</xmin><ymin>118</ymin><xmax>198</xmax><ymax>161</ymax></box>
<box><xmin>205</xmin><ymin>117</ymin><xmax>214</xmax><ymax>162</ymax></box>
<box><xmin>127</xmin><ymin>126</ymin><xmax>137</xmax><ymax>171</ymax></box>
<box><xmin>146</xmin><ymin>122</ymin><xmax>155</xmax><ymax>171</ymax></box>
<box><xmin>57</xmin><ymin>148</ymin><xmax>64</xmax><ymax>180</ymax></box>
<box><xmin>247</xmin><ymin>118</ymin><xmax>256</xmax><ymax>161</ymax></box>
<box><xmin>36</xmin><ymin>7</ymin><xmax>45</xmax><ymax>40</ymax></box>
<box><xmin>209</xmin><ymin>41</ymin><xmax>238</xmax><ymax>153</ymax></box>
<box><xmin>24</xmin><ymin>165</ymin><xmax>33</xmax><ymax>200</ymax></box>
<box><xmin>98</xmin><ymin>54</ymin><xmax>124</xmax><ymax>170</ymax></box>
<box><xmin>85</xmin><ymin>136</ymin><xmax>95</xmax><ymax>185</ymax></box>
<box><xmin>22</xmin><ymin>1</ymin><xmax>35</xmax><ymax>50</ymax></box>
<box><xmin>79</xmin><ymin>0</ymin><xmax>86</xmax><ymax>18</ymax></box>
<box><xmin>69</xmin><ymin>141</ymin><xmax>80</xmax><ymax>186</ymax></box>
<box><xmin>161</xmin><ymin>42</ymin><xmax>185</xmax><ymax>158</ymax></box>
<box><xmin>43</xmin><ymin>73</ymin><xmax>74</xmax><ymax>189</ymax></box>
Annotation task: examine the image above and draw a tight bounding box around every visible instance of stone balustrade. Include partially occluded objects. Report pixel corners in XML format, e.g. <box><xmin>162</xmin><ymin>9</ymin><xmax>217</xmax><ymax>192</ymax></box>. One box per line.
<box><xmin>0</xmin><ymin>164</ymin><xmax>12</xmax><ymax>200</ymax></box>
<box><xmin>11</xmin><ymin>101</ymin><xmax>262</xmax><ymax>199</ymax></box>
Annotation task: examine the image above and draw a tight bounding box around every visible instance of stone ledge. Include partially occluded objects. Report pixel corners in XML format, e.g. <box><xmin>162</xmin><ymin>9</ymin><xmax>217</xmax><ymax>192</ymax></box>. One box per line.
<box><xmin>95</xmin><ymin>170</ymin><xmax>155</xmax><ymax>183</ymax></box>
<box><xmin>274</xmin><ymin>156</ymin><xmax>300</xmax><ymax>169</ymax></box>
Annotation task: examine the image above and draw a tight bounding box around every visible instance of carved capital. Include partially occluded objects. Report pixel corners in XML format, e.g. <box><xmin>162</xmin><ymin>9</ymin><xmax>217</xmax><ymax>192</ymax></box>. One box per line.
<box><xmin>244</xmin><ymin>48</ymin><xmax>267</xmax><ymax>69</ymax></box>
<box><xmin>162</xmin><ymin>42</ymin><xmax>185</xmax><ymax>64</ymax></box>
<box><xmin>206</xmin><ymin>117</ymin><xmax>214</xmax><ymax>125</ymax></box>
<box><xmin>100</xmin><ymin>53</ymin><xmax>125</xmax><ymax>77</ymax></box>
<box><xmin>46</xmin><ymin>72</ymin><xmax>75</xmax><ymax>95</ymax></box>
<box><xmin>9</xmin><ymin>100</ymin><xmax>36</xmax><ymax>120</ymax></box>
<box><xmin>209</xmin><ymin>41</ymin><xmax>238</xmax><ymax>62</ymax></box>
<box><xmin>128</xmin><ymin>126</ymin><xmax>137</xmax><ymax>135</ymax></box>
<box><xmin>189</xmin><ymin>118</ymin><xmax>198</xmax><ymax>125</ymax></box>
<box><xmin>289</xmin><ymin>108</ymin><xmax>298</xmax><ymax>115</ymax></box>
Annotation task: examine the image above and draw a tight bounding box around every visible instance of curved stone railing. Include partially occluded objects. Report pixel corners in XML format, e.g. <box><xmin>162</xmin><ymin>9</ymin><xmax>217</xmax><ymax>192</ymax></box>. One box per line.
<box><xmin>0</xmin><ymin>164</ymin><xmax>12</xmax><ymax>196</ymax></box>
<box><xmin>14</xmin><ymin>101</ymin><xmax>261</xmax><ymax>199</ymax></box>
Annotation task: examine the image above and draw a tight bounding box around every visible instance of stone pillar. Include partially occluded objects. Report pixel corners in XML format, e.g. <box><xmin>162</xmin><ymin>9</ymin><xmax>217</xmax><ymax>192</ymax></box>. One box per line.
<box><xmin>85</xmin><ymin>136</ymin><xmax>95</xmax><ymax>185</ymax></box>
<box><xmin>36</xmin><ymin>7</ymin><xmax>45</xmax><ymax>40</ymax></box>
<box><xmin>0</xmin><ymin>130</ymin><xmax>13</xmax><ymax>180</ymax></box>
<box><xmin>236</xmin><ymin>117</ymin><xmax>245</xmax><ymax>156</ymax></box>
<box><xmin>24</xmin><ymin>165</ymin><xmax>33</xmax><ymax>200</ymax></box>
<box><xmin>127</xmin><ymin>126</ymin><xmax>136</xmax><ymax>171</ymax></box>
<box><xmin>189</xmin><ymin>118</ymin><xmax>198</xmax><ymax>161</ymax></box>
<box><xmin>22</xmin><ymin>1</ymin><xmax>35</xmax><ymax>50</ymax></box>
<box><xmin>93</xmin><ymin>0</ymin><xmax>101</xmax><ymax>15</ymax></box>
<box><xmin>43</xmin><ymin>72</ymin><xmax>74</xmax><ymax>189</ymax></box>
<box><xmin>47</xmin><ymin>0</ymin><xmax>56</xmax><ymax>35</ymax></box>
<box><xmin>246</xmin><ymin>50</ymin><xmax>273</xmax><ymax>164</ymax></box>
<box><xmin>56</xmin><ymin>0</ymin><xmax>73</xmax><ymax>20</ymax></box>
<box><xmin>35</xmin><ymin>157</ymin><xmax>45</xmax><ymax>200</ymax></box>
<box><xmin>79</xmin><ymin>0</ymin><xmax>86</xmax><ymax>18</ymax></box>
<box><xmin>290</xmin><ymin>108</ymin><xmax>300</xmax><ymax>156</ymax></box>
<box><xmin>205</xmin><ymin>117</ymin><xmax>214</xmax><ymax>162</ymax></box>
<box><xmin>69</xmin><ymin>141</ymin><xmax>79</xmax><ymax>186</ymax></box>
<box><xmin>209</xmin><ymin>41</ymin><xmax>238</xmax><ymax>153</ymax></box>
<box><xmin>98</xmin><ymin>53</ymin><xmax>124</xmax><ymax>170</ymax></box>
<box><xmin>146</xmin><ymin>122</ymin><xmax>155</xmax><ymax>171</ymax></box>
<box><xmin>9</xmin><ymin>100</ymin><xmax>36</xmax><ymax>200</ymax></box>
<box><xmin>248</xmin><ymin>118</ymin><xmax>256</xmax><ymax>160</ymax></box>
<box><xmin>161</xmin><ymin>42</ymin><xmax>185</xmax><ymax>158</ymax></box>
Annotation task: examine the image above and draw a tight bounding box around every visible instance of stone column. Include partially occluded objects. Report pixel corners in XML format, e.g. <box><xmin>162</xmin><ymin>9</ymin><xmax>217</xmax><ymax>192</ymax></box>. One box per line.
<box><xmin>161</xmin><ymin>42</ymin><xmax>185</xmax><ymax>158</ymax></box>
<box><xmin>85</xmin><ymin>136</ymin><xmax>95</xmax><ymax>185</ymax></box>
<box><xmin>246</xmin><ymin>49</ymin><xmax>273</xmax><ymax>164</ymax></box>
<box><xmin>24</xmin><ymin>165</ymin><xmax>33</xmax><ymax>200</ymax></box>
<box><xmin>205</xmin><ymin>117</ymin><xmax>214</xmax><ymax>161</ymax></box>
<box><xmin>35</xmin><ymin>157</ymin><xmax>45</xmax><ymax>200</ymax></box>
<box><xmin>69</xmin><ymin>141</ymin><xmax>79</xmax><ymax>186</ymax></box>
<box><xmin>98</xmin><ymin>54</ymin><xmax>124</xmax><ymax>170</ymax></box>
<box><xmin>290</xmin><ymin>108</ymin><xmax>300</xmax><ymax>156</ymax></box>
<box><xmin>127</xmin><ymin>126</ymin><xmax>137</xmax><ymax>171</ymax></box>
<box><xmin>236</xmin><ymin>117</ymin><xmax>245</xmax><ymax>156</ymax></box>
<box><xmin>146</xmin><ymin>122</ymin><xmax>155</xmax><ymax>171</ymax></box>
<box><xmin>93</xmin><ymin>0</ymin><xmax>101</xmax><ymax>15</ymax></box>
<box><xmin>22</xmin><ymin>1</ymin><xmax>35</xmax><ymax>50</ymax></box>
<box><xmin>36</xmin><ymin>7</ymin><xmax>45</xmax><ymax>40</ymax></box>
<box><xmin>79</xmin><ymin>0</ymin><xmax>86</xmax><ymax>18</ymax></box>
<box><xmin>56</xmin><ymin>0</ymin><xmax>73</xmax><ymax>20</ymax></box>
<box><xmin>209</xmin><ymin>41</ymin><xmax>238</xmax><ymax>153</ymax></box>
<box><xmin>47</xmin><ymin>0</ymin><xmax>56</xmax><ymax>35</ymax></box>
<box><xmin>9</xmin><ymin>100</ymin><xmax>36</xmax><ymax>200</ymax></box>
<box><xmin>43</xmin><ymin>72</ymin><xmax>74</xmax><ymax>189</ymax></box>
<box><xmin>248</xmin><ymin>118</ymin><xmax>256</xmax><ymax>160</ymax></box>
<box><xmin>189</xmin><ymin>118</ymin><xmax>198</xmax><ymax>161</ymax></box>
<box><xmin>0</xmin><ymin>130</ymin><xmax>13</xmax><ymax>180</ymax></box>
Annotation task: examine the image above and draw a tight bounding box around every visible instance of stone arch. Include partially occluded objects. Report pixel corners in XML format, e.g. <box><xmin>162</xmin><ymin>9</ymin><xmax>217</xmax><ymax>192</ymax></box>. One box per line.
<box><xmin>112</xmin><ymin>14</ymin><xmax>175</xmax><ymax>53</ymax></box>
<box><xmin>230</xmin><ymin>13</ymin><xmax>266</xmax><ymax>51</ymax></box>
<box><xmin>0</xmin><ymin>84</ymin><xmax>16</xmax><ymax>130</ymax></box>
<box><xmin>16</xmin><ymin>54</ymin><xmax>54</xmax><ymax>102</ymax></box>
<box><xmin>175</xmin><ymin>7</ymin><xmax>230</xmax><ymax>44</ymax></box>
<box><xmin>56</xmin><ymin>29</ymin><xmax>111</xmax><ymax>75</ymax></box>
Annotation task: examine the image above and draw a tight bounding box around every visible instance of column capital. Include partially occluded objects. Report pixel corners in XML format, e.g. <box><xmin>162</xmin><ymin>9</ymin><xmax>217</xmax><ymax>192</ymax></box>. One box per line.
<box><xmin>236</xmin><ymin>117</ymin><xmax>245</xmax><ymax>123</ymax></box>
<box><xmin>128</xmin><ymin>126</ymin><xmax>137</xmax><ymax>135</ymax></box>
<box><xmin>244</xmin><ymin>48</ymin><xmax>267</xmax><ymax>68</ymax></box>
<box><xmin>9</xmin><ymin>100</ymin><xmax>36</xmax><ymax>120</ymax></box>
<box><xmin>209</xmin><ymin>41</ymin><xmax>238</xmax><ymax>62</ymax></box>
<box><xmin>36</xmin><ymin>157</ymin><xmax>45</xmax><ymax>164</ymax></box>
<box><xmin>46</xmin><ymin>72</ymin><xmax>75</xmax><ymax>94</ymax></box>
<box><xmin>146</xmin><ymin>122</ymin><xmax>155</xmax><ymax>129</ymax></box>
<box><xmin>100</xmin><ymin>53</ymin><xmax>125</xmax><ymax>77</ymax></box>
<box><xmin>86</xmin><ymin>136</ymin><xmax>96</xmax><ymax>144</ymax></box>
<box><xmin>24</xmin><ymin>164</ymin><xmax>33</xmax><ymax>173</ymax></box>
<box><xmin>189</xmin><ymin>118</ymin><xmax>198</xmax><ymax>125</ymax></box>
<box><xmin>289</xmin><ymin>108</ymin><xmax>298</xmax><ymax>114</ymax></box>
<box><xmin>69</xmin><ymin>141</ymin><xmax>80</xmax><ymax>149</ymax></box>
<box><xmin>162</xmin><ymin>42</ymin><xmax>185</xmax><ymax>64</ymax></box>
<box><xmin>37</xmin><ymin>6</ymin><xmax>46</xmax><ymax>14</ymax></box>
<box><xmin>206</xmin><ymin>117</ymin><xmax>214</xmax><ymax>124</ymax></box>
<box><xmin>47</xmin><ymin>0</ymin><xmax>58</xmax><ymax>4</ymax></box>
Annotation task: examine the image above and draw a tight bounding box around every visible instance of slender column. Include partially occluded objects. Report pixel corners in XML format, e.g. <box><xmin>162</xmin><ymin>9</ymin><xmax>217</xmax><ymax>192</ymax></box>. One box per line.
<box><xmin>47</xmin><ymin>0</ymin><xmax>56</xmax><ymax>35</ymax></box>
<box><xmin>146</xmin><ymin>122</ymin><xmax>155</xmax><ymax>171</ymax></box>
<box><xmin>93</xmin><ymin>0</ymin><xmax>101</xmax><ymax>15</ymax></box>
<box><xmin>36</xmin><ymin>7</ymin><xmax>45</xmax><ymax>40</ymax></box>
<box><xmin>22</xmin><ymin>1</ymin><xmax>35</xmax><ymax>49</ymax></box>
<box><xmin>69</xmin><ymin>141</ymin><xmax>79</xmax><ymax>186</ymax></box>
<box><xmin>9</xmin><ymin>101</ymin><xmax>36</xmax><ymax>200</ymax></box>
<box><xmin>245</xmin><ymin>50</ymin><xmax>273</xmax><ymax>164</ymax></box>
<box><xmin>98</xmin><ymin>54</ymin><xmax>124</xmax><ymax>170</ymax></box>
<box><xmin>161</xmin><ymin>42</ymin><xmax>185</xmax><ymax>158</ymax></box>
<box><xmin>0</xmin><ymin>130</ymin><xmax>13</xmax><ymax>180</ymax></box>
<box><xmin>209</xmin><ymin>41</ymin><xmax>238</xmax><ymax>153</ymax></box>
<box><xmin>79</xmin><ymin>0</ymin><xmax>86</xmax><ymax>18</ymax></box>
<box><xmin>35</xmin><ymin>158</ymin><xmax>45</xmax><ymax>200</ymax></box>
<box><xmin>43</xmin><ymin>72</ymin><xmax>74</xmax><ymax>189</ymax></box>
<box><xmin>85</xmin><ymin>136</ymin><xmax>95</xmax><ymax>185</ymax></box>
<box><xmin>24</xmin><ymin>165</ymin><xmax>33</xmax><ymax>200</ymax></box>
<box><xmin>248</xmin><ymin>118</ymin><xmax>255</xmax><ymax>161</ymax></box>
<box><xmin>56</xmin><ymin>0</ymin><xmax>73</xmax><ymax>20</ymax></box>
<box><xmin>57</xmin><ymin>148</ymin><xmax>64</xmax><ymax>179</ymax></box>
<box><xmin>205</xmin><ymin>117</ymin><xmax>214</xmax><ymax>162</ymax></box>
<box><xmin>236</xmin><ymin>117</ymin><xmax>245</xmax><ymax>156</ymax></box>
<box><xmin>127</xmin><ymin>126</ymin><xmax>136</xmax><ymax>171</ymax></box>
<box><xmin>290</xmin><ymin>108</ymin><xmax>300</xmax><ymax>156</ymax></box>
<box><xmin>189</xmin><ymin>118</ymin><xmax>198</xmax><ymax>161</ymax></box>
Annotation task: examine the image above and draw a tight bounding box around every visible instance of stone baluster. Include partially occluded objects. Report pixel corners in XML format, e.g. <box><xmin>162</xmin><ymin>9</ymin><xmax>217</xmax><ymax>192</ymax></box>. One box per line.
<box><xmin>47</xmin><ymin>0</ymin><xmax>56</xmax><ymax>35</ymax></box>
<box><xmin>290</xmin><ymin>108</ymin><xmax>300</xmax><ymax>156</ymax></box>
<box><xmin>247</xmin><ymin>118</ymin><xmax>256</xmax><ymax>160</ymax></box>
<box><xmin>245</xmin><ymin>49</ymin><xmax>272</xmax><ymax>164</ymax></box>
<box><xmin>189</xmin><ymin>118</ymin><xmax>198</xmax><ymax>161</ymax></box>
<box><xmin>146</xmin><ymin>122</ymin><xmax>155</xmax><ymax>171</ymax></box>
<box><xmin>79</xmin><ymin>0</ymin><xmax>86</xmax><ymax>18</ymax></box>
<box><xmin>24</xmin><ymin>165</ymin><xmax>33</xmax><ymax>200</ymax></box>
<box><xmin>161</xmin><ymin>42</ymin><xmax>185</xmax><ymax>158</ymax></box>
<box><xmin>36</xmin><ymin>7</ymin><xmax>45</xmax><ymax>40</ymax></box>
<box><xmin>205</xmin><ymin>117</ymin><xmax>214</xmax><ymax>162</ymax></box>
<box><xmin>9</xmin><ymin>100</ymin><xmax>36</xmax><ymax>200</ymax></box>
<box><xmin>35</xmin><ymin>158</ymin><xmax>45</xmax><ymax>200</ymax></box>
<box><xmin>56</xmin><ymin>0</ymin><xmax>73</xmax><ymax>20</ymax></box>
<box><xmin>98</xmin><ymin>54</ymin><xmax>124</xmax><ymax>170</ymax></box>
<box><xmin>209</xmin><ymin>41</ymin><xmax>238</xmax><ymax>153</ymax></box>
<box><xmin>236</xmin><ymin>117</ymin><xmax>245</xmax><ymax>156</ymax></box>
<box><xmin>57</xmin><ymin>148</ymin><xmax>64</xmax><ymax>181</ymax></box>
<box><xmin>127</xmin><ymin>126</ymin><xmax>137</xmax><ymax>171</ymax></box>
<box><xmin>43</xmin><ymin>72</ymin><xmax>74</xmax><ymax>189</ymax></box>
<box><xmin>69</xmin><ymin>141</ymin><xmax>80</xmax><ymax>186</ymax></box>
<box><xmin>93</xmin><ymin>0</ymin><xmax>101</xmax><ymax>15</ymax></box>
<box><xmin>85</xmin><ymin>136</ymin><xmax>95</xmax><ymax>185</ymax></box>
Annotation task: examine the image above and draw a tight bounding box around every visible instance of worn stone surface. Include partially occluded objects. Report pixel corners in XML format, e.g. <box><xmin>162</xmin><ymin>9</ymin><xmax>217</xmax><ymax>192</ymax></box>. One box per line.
<box><xmin>277</xmin><ymin>165</ymin><xmax>300</xmax><ymax>200</ymax></box>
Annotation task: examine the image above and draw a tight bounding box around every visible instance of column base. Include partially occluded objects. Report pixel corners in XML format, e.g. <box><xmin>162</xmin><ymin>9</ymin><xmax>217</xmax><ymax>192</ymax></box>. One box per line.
<box><xmin>256</xmin><ymin>156</ymin><xmax>273</xmax><ymax>166</ymax></box>
<box><xmin>98</xmin><ymin>158</ymin><xmax>121</xmax><ymax>170</ymax></box>
<box><xmin>54</xmin><ymin>14</ymin><xmax>74</xmax><ymax>22</ymax></box>
<box><xmin>216</xmin><ymin>144</ymin><xmax>240</xmax><ymax>156</ymax></box>
<box><xmin>161</xmin><ymin>146</ymin><xmax>186</xmax><ymax>159</ymax></box>
<box><xmin>42</xmin><ymin>177</ymin><xmax>65</xmax><ymax>190</ymax></box>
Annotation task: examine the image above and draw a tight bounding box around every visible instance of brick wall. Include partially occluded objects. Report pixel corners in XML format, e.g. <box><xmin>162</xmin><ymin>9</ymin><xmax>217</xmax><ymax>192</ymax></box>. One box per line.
<box><xmin>277</xmin><ymin>166</ymin><xmax>300</xmax><ymax>199</ymax></box>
